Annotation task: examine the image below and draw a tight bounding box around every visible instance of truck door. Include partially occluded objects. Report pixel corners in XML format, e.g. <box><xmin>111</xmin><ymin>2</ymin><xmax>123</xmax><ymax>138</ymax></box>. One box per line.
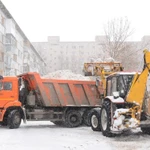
<box><xmin>0</xmin><ymin>80</ymin><xmax>17</xmax><ymax>102</ymax></box>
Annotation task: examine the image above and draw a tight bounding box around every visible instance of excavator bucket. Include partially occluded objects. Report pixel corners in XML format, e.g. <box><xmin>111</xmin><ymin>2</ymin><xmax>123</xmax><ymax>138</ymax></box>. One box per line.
<box><xmin>83</xmin><ymin>62</ymin><xmax>123</xmax><ymax>76</ymax></box>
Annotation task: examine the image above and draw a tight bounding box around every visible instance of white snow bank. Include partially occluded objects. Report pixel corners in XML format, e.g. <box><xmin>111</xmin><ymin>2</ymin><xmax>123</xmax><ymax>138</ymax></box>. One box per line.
<box><xmin>42</xmin><ymin>70</ymin><xmax>92</xmax><ymax>80</ymax></box>
<box><xmin>88</xmin><ymin>57</ymin><xmax>118</xmax><ymax>63</ymax></box>
<box><xmin>104</xmin><ymin>57</ymin><xmax>116</xmax><ymax>62</ymax></box>
<box><xmin>0</xmin><ymin>121</ymin><xmax>149</xmax><ymax>150</ymax></box>
<box><xmin>112</xmin><ymin>108</ymin><xmax>139</xmax><ymax>131</ymax></box>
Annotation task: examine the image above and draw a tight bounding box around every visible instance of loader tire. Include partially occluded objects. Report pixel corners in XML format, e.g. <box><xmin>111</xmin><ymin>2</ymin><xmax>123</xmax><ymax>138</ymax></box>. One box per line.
<box><xmin>65</xmin><ymin>110</ymin><xmax>82</xmax><ymax>127</ymax></box>
<box><xmin>7</xmin><ymin>110</ymin><xmax>21</xmax><ymax>129</ymax></box>
<box><xmin>141</xmin><ymin>127</ymin><xmax>150</xmax><ymax>135</ymax></box>
<box><xmin>100</xmin><ymin>101</ymin><xmax>115</xmax><ymax>137</ymax></box>
<box><xmin>90</xmin><ymin>109</ymin><xmax>101</xmax><ymax>131</ymax></box>
<box><xmin>83</xmin><ymin>110</ymin><xmax>92</xmax><ymax>126</ymax></box>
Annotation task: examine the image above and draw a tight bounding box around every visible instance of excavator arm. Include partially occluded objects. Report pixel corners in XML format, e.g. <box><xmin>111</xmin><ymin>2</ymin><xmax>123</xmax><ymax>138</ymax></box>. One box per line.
<box><xmin>126</xmin><ymin>49</ymin><xmax>150</xmax><ymax>107</ymax></box>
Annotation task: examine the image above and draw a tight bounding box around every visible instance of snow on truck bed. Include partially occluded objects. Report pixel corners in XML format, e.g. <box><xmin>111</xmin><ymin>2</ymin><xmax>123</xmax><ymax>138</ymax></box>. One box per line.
<box><xmin>42</xmin><ymin>70</ymin><xmax>92</xmax><ymax>80</ymax></box>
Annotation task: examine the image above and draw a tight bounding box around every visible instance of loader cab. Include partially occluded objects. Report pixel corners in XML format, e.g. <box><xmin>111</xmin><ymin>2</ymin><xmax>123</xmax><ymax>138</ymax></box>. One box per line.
<box><xmin>106</xmin><ymin>72</ymin><xmax>135</xmax><ymax>98</ymax></box>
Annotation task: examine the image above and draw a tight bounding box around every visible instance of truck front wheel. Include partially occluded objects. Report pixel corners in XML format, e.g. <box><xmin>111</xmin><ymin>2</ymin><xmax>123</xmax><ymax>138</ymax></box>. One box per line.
<box><xmin>65</xmin><ymin>110</ymin><xmax>82</xmax><ymax>127</ymax></box>
<box><xmin>100</xmin><ymin>101</ymin><xmax>115</xmax><ymax>137</ymax></box>
<box><xmin>7</xmin><ymin>110</ymin><xmax>21</xmax><ymax>129</ymax></box>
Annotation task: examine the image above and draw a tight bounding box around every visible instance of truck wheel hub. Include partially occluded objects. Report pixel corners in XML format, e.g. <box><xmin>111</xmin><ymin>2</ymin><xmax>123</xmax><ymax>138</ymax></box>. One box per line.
<box><xmin>91</xmin><ymin>115</ymin><xmax>98</xmax><ymax>128</ymax></box>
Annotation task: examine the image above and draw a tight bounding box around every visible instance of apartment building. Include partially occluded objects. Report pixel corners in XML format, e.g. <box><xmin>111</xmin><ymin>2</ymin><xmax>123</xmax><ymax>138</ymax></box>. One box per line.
<box><xmin>33</xmin><ymin>34</ymin><xmax>150</xmax><ymax>74</ymax></box>
<box><xmin>0</xmin><ymin>1</ymin><xmax>46</xmax><ymax>76</ymax></box>
<box><xmin>33</xmin><ymin>36</ymin><xmax>105</xmax><ymax>74</ymax></box>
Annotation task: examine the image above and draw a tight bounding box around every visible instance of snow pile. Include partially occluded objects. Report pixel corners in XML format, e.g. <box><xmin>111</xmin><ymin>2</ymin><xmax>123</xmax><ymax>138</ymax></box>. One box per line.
<box><xmin>112</xmin><ymin>108</ymin><xmax>129</xmax><ymax>131</ymax></box>
<box><xmin>104</xmin><ymin>57</ymin><xmax>116</xmax><ymax>62</ymax></box>
<box><xmin>42</xmin><ymin>70</ymin><xmax>91</xmax><ymax>80</ymax></box>
<box><xmin>93</xmin><ymin>58</ymin><xmax>103</xmax><ymax>62</ymax></box>
<box><xmin>112</xmin><ymin>108</ymin><xmax>139</xmax><ymax>131</ymax></box>
<box><xmin>88</xmin><ymin>57</ymin><xmax>118</xmax><ymax>63</ymax></box>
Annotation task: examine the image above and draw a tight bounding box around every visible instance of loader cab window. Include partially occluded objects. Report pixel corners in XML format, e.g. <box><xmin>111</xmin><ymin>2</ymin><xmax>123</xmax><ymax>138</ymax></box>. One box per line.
<box><xmin>117</xmin><ymin>75</ymin><xmax>134</xmax><ymax>98</ymax></box>
<box><xmin>107</xmin><ymin>76</ymin><xmax>117</xmax><ymax>96</ymax></box>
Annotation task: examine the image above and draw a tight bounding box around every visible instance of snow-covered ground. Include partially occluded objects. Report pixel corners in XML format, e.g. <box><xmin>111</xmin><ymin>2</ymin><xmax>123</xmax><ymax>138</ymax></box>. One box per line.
<box><xmin>1</xmin><ymin>121</ymin><xmax>150</xmax><ymax>150</ymax></box>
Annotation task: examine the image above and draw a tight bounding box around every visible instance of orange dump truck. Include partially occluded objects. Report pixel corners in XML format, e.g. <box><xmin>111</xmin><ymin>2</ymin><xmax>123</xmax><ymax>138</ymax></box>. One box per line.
<box><xmin>0</xmin><ymin>72</ymin><xmax>101</xmax><ymax>129</ymax></box>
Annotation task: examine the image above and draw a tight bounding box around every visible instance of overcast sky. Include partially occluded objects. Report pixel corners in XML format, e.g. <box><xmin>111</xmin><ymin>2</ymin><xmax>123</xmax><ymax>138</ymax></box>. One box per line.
<box><xmin>1</xmin><ymin>0</ymin><xmax>150</xmax><ymax>42</ymax></box>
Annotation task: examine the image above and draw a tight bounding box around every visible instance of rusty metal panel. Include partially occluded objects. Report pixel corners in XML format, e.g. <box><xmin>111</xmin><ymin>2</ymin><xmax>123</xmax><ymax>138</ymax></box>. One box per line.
<box><xmin>42</xmin><ymin>80</ymin><xmax>101</xmax><ymax>106</ymax></box>
<box><xmin>72</xmin><ymin>84</ymin><xmax>89</xmax><ymax>105</ymax></box>
<box><xmin>83</xmin><ymin>84</ymin><xmax>99</xmax><ymax>105</ymax></box>
<box><xmin>42</xmin><ymin>79</ymin><xmax>101</xmax><ymax>106</ymax></box>
<box><xmin>21</xmin><ymin>72</ymin><xmax>101</xmax><ymax>107</ymax></box>
<box><xmin>43</xmin><ymin>83</ymin><xmax>61</xmax><ymax>106</ymax></box>
<box><xmin>58</xmin><ymin>83</ymin><xmax>75</xmax><ymax>105</ymax></box>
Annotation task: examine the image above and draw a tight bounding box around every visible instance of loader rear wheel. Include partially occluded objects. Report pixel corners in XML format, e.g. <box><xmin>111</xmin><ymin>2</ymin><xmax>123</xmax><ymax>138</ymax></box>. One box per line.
<box><xmin>100</xmin><ymin>101</ymin><xmax>115</xmax><ymax>137</ymax></box>
<box><xmin>90</xmin><ymin>109</ymin><xmax>101</xmax><ymax>131</ymax></box>
<box><xmin>65</xmin><ymin>110</ymin><xmax>82</xmax><ymax>127</ymax></box>
<box><xmin>141</xmin><ymin>127</ymin><xmax>150</xmax><ymax>134</ymax></box>
<box><xmin>7</xmin><ymin>110</ymin><xmax>21</xmax><ymax>129</ymax></box>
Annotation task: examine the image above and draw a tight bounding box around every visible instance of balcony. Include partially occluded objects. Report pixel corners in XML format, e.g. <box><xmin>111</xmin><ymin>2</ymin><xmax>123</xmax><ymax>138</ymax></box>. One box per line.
<box><xmin>5</xmin><ymin>45</ymin><xmax>16</xmax><ymax>53</ymax></box>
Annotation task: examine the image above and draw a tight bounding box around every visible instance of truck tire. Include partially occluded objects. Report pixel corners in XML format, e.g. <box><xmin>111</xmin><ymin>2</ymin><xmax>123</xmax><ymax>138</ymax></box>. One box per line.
<box><xmin>0</xmin><ymin>117</ymin><xmax>8</xmax><ymax>126</ymax></box>
<box><xmin>100</xmin><ymin>101</ymin><xmax>115</xmax><ymax>137</ymax></box>
<box><xmin>90</xmin><ymin>109</ymin><xmax>101</xmax><ymax>131</ymax></box>
<box><xmin>83</xmin><ymin>110</ymin><xmax>92</xmax><ymax>126</ymax></box>
<box><xmin>52</xmin><ymin>121</ymin><xmax>64</xmax><ymax>126</ymax></box>
<box><xmin>141</xmin><ymin>127</ymin><xmax>150</xmax><ymax>134</ymax></box>
<box><xmin>65</xmin><ymin>110</ymin><xmax>82</xmax><ymax>127</ymax></box>
<box><xmin>7</xmin><ymin>110</ymin><xmax>21</xmax><ymax>129</ymax></box>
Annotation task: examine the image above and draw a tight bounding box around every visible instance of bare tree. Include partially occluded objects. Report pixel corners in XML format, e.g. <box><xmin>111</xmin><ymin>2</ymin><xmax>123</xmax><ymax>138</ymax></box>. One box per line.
<box><xmin>102</xmin><ymin>17</ymin><xmax>134</xmax><ymax>62</ymax></box>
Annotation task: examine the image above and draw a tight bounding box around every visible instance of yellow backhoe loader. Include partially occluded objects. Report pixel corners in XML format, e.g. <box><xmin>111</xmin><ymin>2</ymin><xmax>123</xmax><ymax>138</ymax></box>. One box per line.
<box><xmin>90</xmin><ymin>49</ymin><xmax>150</xmax><ymax>137</ymax></box>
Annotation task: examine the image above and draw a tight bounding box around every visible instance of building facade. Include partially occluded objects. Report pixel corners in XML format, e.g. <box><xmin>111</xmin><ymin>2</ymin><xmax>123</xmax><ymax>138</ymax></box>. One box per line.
<box><xmin>0</xmin><ymin>1</ymin><xmax>46</xmax><ymax>76</ymax></box>
<box><xmin>33</xmin><ymin>36</ymin><xmax>105</xmax><ymax>74</ymax></box>
<box><xmin>33</xmin><ymin>35</ymin><xmax>150</xmax><ymax>74</ymax></box>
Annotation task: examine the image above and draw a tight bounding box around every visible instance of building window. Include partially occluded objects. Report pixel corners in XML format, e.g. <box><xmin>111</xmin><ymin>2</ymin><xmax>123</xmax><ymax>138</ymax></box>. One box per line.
<box><xmin>72</xmin><ymin>46</ymin><xmax>76</xmax><ymax>49</ymax></box>
<box><xmin>23</xmin><ymin>64</ymin><xmax>29</xmax><ymax>72</ymax></box>
<box><xmin>13</xmin><ymin>54</ymin><xmax>17</xmax><ymax>62</ymax></box>
<box><xmin>1</xmin><ymin>16</ymin><xmax>5</xmax><ymax>26</ymax></box>
<box><xmin>79</xmin><ymin>46</ymin><xmax>84</xmax><ymax>49</ymax></box>
<box><xmin>0</xmin><ymin>52</ymin><xmax>4</xmax><ymax>62</ymax></box>
<box><xmin>5</xmin><ymin>34</ymin><xmax>16</xmax><ymax>45</ymax></box>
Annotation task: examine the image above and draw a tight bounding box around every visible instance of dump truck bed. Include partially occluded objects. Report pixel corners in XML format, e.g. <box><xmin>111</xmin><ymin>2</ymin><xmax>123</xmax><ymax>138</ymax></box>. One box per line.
<box><xmin>19</xmin><ymin>72</ymin><xmax>101</xmax><ymax>107</ymax></box>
